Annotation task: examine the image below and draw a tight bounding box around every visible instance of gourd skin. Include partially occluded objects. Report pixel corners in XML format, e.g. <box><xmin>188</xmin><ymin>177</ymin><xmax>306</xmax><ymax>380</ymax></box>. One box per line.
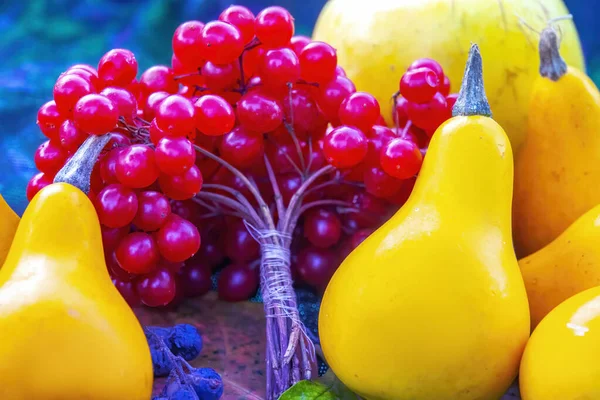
<box><xmin>513</xmin><ymin>66</ymin><xmax>600</xmax><ymax>257</ymax></box>
<box><xmin>520</xmin><ymin>204</ymin><xmax>600</xmax><ymax>329</ymax></box>
<box><xmin>0</xmin><ymin>194</ymin><xmax>19</xmax><ymax>266</ymax></box>
<box><xmin>313</xmin><ymin>0</ymin><xmax>584</xmax><ymax>153</ymax></box>
<box><xmin>0</xmin><ymin>183</ymin><xmax>152</xmax><ymax>400</ymax></box>
<box><xmin>319</xmin><ymin>116</ymin><xmax>530</xmax><ymax>400</ymax></box>
<box><xmin>520</xmin><ymin>286</ymin><xmax>600</xmax><ymax>399</ymax></box>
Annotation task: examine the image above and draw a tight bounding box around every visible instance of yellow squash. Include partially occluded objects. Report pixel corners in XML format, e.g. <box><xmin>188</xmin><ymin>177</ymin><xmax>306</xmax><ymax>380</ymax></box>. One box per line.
<box><xmin>520</xmin><ymin>286</ymin><xmax>600</xmax><ymax>399</ymax></box>
<box><xmin>520</xmin><ymin>203</ymin><xmax>600</xmax><ymax>329</ymax></box>
<box><xmin>513</xmin><ymin>27</ymin><xmax>600</xmax><ymax>257</ymax></box>
<box><xmin>319</xmin><ymin>45</ymin><xmax>530</xmax><ymax>400</ymax></box>
<box><xmin>0</xmin><ymin>135</ymin><xmax>153</xmax><ymax>400</ymax></box>
<box><xmin>313</xmin><ymin>0</ymin><xmax>584</xmax><ymax>153</ymax></box>
<box><xmin>0</xmin><ymin>194</ymin><xmax>19</xmax><ymax>266</ymax></box>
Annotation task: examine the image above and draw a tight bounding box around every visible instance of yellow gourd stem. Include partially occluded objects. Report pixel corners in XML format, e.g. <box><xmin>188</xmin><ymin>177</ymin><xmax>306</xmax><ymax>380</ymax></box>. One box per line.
<box><xmin>452</xmin><ymin>44</ymin><xmax>492</xmax><ymax>118</ymax></box>
<box><xmin>539</xmin><ymin>27</ymin><xmax>568</xmax><ymax>81</ymax></box>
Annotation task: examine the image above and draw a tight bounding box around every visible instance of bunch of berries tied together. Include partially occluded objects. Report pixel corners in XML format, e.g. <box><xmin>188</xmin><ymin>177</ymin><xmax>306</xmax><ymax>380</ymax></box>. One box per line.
<box><xmin>31</xmin><ymin>4</ymin><xmax>457</xmax><ymax>397</ymax></box>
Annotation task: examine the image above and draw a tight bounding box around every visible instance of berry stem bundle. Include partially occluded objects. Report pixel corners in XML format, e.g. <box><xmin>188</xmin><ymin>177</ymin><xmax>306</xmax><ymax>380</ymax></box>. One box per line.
<box><xmin>193</xmin><ymin>123</ymin><xmax>333</xmax><ymax>397</ymax></box>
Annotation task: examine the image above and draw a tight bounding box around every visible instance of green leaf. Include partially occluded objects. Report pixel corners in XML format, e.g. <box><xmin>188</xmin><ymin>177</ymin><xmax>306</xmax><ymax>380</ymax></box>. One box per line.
<box><xmin>279</xmin><ymin>380</ymin><xmax>337</xmax><ymax>400</ymax></box>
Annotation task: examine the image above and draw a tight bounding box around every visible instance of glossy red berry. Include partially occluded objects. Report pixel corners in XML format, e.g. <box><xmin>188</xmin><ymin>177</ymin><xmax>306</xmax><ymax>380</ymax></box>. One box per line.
<box><xmin>296</xmin><ymin>247</ymin><xmax>338</xmax><ymax>289</ymax></box>
<box><xmin>134</xmin><ymin>191</ymin><xmax>172</xmax><ymax>232</ymax></box>
<box><xmin>172</xmin><ymin>21</ymin><xmax>206</xmax><ymax>68</ymax></box>
<box><xmin>107</xmin><ymin>252</ymin><xmax>137</xmax><ymax>283</ymax></box>
<box><xmin>155</xmin><ymin>214</ymin><xmax>201</xmax><ymax>262</ymax></box>
<box><xmin>98</xmin><ymin>148</ymin><xmax>121</xmax><ymax>184</ymax></box>
<box><xmin>158</xmin><ymin>165</ymin><xmax>203</xmax><ymax>200</ymax></box>
<box><xmin>97</xmin><ymin>49</ymin><xmax>138</xmax><ymax>88</ymax></box>
<box><xmin>140</xmin><ymin>66</ymin><xmax>178</xmax><ymax>95</ymax></box>
<box><xmin>26</xmin><ymin>172</ymin><xmax>53</xmax><ymax>201</ymax></box>
<box><xmin>393</xmin><ymin>96</ymin><xmax>409</xmax><ymax>126</ymax></box>
<box><xmin>255</xmin><ymin>6</ymin><xmax>294</xmax><ymax>48</ymax></box>
<box><xmin>113</xmin><ymin>278</ymin><xmax>141</xmax><ymax>307</ymax></box>
<box><xmin>260</xmin><ymin>48</ymin><xmax>300</xmax><ymax>88</ymax></box>
<box><xmin>65</xmin><ymin>66</ymin><xmax>100</xmax><ymax>90</ymax></box>
<box><xmin>73</xmin><ymin>94</ymin><xmax>119</xmax><ymax>135</ymax></box>
<box><xmin>144</xmin><ymin>91</ymin><xmax>170</xmax><ymax>120</ymax></box>
<box><xmin>101</xmin><ymin>225</ymin><xmax>129</xmax><ymax>254</ymax></box>
<box><xmin>219</xmin><ymin>5</ymin><xmax>255</xmax><ymax>45</ymax></box>
<box><xmin>148</xmin><ymin>119</ymin><xmax>166</xmax><ymax>145</ymax></box>
<box><xmin>201</xmin><ymin>61</ymin><xmax>240</xmax><ymax>90</ymax></box>
<box><xmin>380</xmin><ymin>138</ymin><xmax>423</xmax><ymax>180</ymax></box>
<box><xmin>323</xmin><ymin>125</ymin><xmax>368</xmax><ymax>168</ymax></box>
<box><xmin>363</xmin><ymin>165</ymin><xmax>404</xmax><ymax>198</ymax></box>
<box><xmin>400</xmin><ymin>67</ymin><xmax>440</xmax><ymax>103</ymax></box>
<box><xmin>115</xmin><ymin>232</ymin><xmax>160</xmax><ymax>274</ymax></box>
<box><xmin>283</xmin><ymin>88</ymin><xmax>326</xmax><ymax>138</ymax></box>
<box><xmin>37</xmin><ymin>100</ymin><xmax>63</xmax><ymax>140</ymax></box>
<box><xmin>299</xmin><ymin>41</ymin><xmax>337</xmax><ymax>84</ymax></box>
<box><xmin>136</xmin><ymin>268</ymin><xmax>177</xmax><ymax>307</ymax></box>
<box><xmin>223</xmin><ymin>219</ymin><xmax>260</xmax><ymax>263</ymax></box>
<box><xmin>155</xmin><ymin>137</ymin><xmax>196</xmax><ymax>176</ymax></box>
<box><xmin>218</xmin><ymin>263</ymin><xmax>259</xmax><ymax>302</ymax></box>
<box><xmin>94</xmin><ymin>183</ymin><xmax>138</xmax><ymax>228</ymax></box>
<box><xmin>338</xmin><ymin>92</ymin><xmax>381</xmax><ymax>133</ymax></box>
<box><xmin>237</xmin><ymin>92</ymin><xmax>283</xmax><ymax>133</ymax></box>
<box><xmin>441</xmin><ymin>75</ymin><xmax>451</xmax><ymax>96</ymax></box>
<box><xmin>179</xmin><ymin>263</ymin><xmax>212</xmax><ymax>297</ymax></box>
<box><xmin>53</xmin><ymin>74</ymin><xmax>94</xmax><ymax>116</ymax></box>
<box><xmin>317</xmin><ymin>75</ymin><xmax>356</xmax><ymax>123</ymax></box>
<box><xmin>365</xmin><ymin>125</ymin><xmax>396</xmax><ymax>166</ymax></box>
<box><xmin>304</xmin><ymin>208</ymin><xmax>342</xmax><ymax>249</ymax></box>
<box><xmin>116</xmin><ymin>144</ymin><xmax>160</xmax><ymax>188</ymax></box>
<box><xmin>194</xmin><ymin>95</ymin><xmax>236</xmax><ymax>136</ymax></box>
<box><xmin>155</xmin><ymin>94</ymin><xmax>196</xmax><ymax>137</ymax></box>
<box><xmin>350</xmin><ymin>229</ymin><xmax>374</xmax><ymax>250</ymax></box>
<box><xmin>408</xmin><ymin>58</ymin><xmax>445</xmax><ymax>82</ymax></box>
<box><xmin>219</xmin><ymin>126</ymin><xmax>264</xmax><ymax>168</ymax></box>
<box><xmin>188</xmin><ymin>235</ymin><xmax>224</xmax><ymax>269</ymax></box>
<box><xmin>289</xmin><ymin>35</ymin><xmax>311</xmax><ymax>56</ymax></box>
<box><xmin>34</xmin><ymin>140</ymin><xmax>68</xmax><ymax>175</ymax></box>
<box><xmin>407</xmin><ymin>92</ymin><xmax>450</xmax><ymax>131</ymax></box>
<box><xmin>100</xmin><ymin>87</ymin><xmax>138</xmax><ymax>122</ymax></box>
<box><xmin>200</xmin><ymin>21</ymin><xmax>244</xmax><ymax>64</ymax></box>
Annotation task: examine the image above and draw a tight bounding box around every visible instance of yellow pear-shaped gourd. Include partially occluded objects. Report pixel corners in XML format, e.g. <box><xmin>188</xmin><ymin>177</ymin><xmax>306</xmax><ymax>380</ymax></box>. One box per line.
<box><xmin>0</xmin><ymin>135</ymin><xmax>152</xmax><ymax>400</ymax></box>
<box><xmin>319</xmin><ymin>45</ymin><xmax>530</xmax><ymax>400</ymax></box>
<box><xmin>520</xmin><ymin>286</ymin><xmax>600</xmax><ymax>399</ymax></box>
<box><xmin>513</xmin><ymin>27</ymin><xmax>600</xmax><ymax>257</ymax></box>
<box><xmin>520</xmin><ymin>204</ymin><xmax>600</xmax><ymax>329</ymax></box>
<box><xmin>0</xmin><ymin>194</ymin><xmax>19</xmax><ymax>266</ymax></box>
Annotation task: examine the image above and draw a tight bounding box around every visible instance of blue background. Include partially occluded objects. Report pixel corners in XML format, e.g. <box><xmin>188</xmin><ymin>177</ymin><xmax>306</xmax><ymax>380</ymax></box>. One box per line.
<box><xmin>1</xmin><ymin>0</ymin><xmax>599</xmax><ymax>215</ymax></box>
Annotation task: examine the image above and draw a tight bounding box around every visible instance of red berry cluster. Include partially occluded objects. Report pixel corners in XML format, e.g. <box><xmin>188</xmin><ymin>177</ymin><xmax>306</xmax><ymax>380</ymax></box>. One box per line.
<box><xmin>395</xmin><ymin>58</ymin><xmax>458</xmax><ymax>137</ymax></box>
<box><xmin>30</xmin><ymin>4</ymin><xmax>458</xmax><ymax>308</ymax></box>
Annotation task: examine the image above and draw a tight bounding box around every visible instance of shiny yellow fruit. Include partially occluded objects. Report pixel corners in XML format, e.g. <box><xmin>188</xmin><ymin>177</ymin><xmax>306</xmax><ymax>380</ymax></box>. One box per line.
<box><xmin>0</xmin><ymin>135</ymin><xmax>152</xmax><ymax>400</ymax></box>
<box><xmin>513</xmin><ymin>28</ymin><xmax>600</xmax><ymax>257</ymax></box>
<box><xmin>313</xmin><ymin>0</ymin><xmax>584</xmax><ymax>153</ymax></box>
<box><xmin>520</xmin><ymin>286</ymin><xmax>600</xmax><ymax>399</ymax></box>
<box><xmin>520</xmin><ymin>203</ymin><xmax>600</xmax><ymax>329</ymax></box>
<box><xmin>0</xmin><ymin>194</ymin><xmax>19</xmax><ymax>266</ymax></box>
<box><xmin>319</xmin><ymin>46</ymin><xmax>530</xmax><ymax>400</ymax></box>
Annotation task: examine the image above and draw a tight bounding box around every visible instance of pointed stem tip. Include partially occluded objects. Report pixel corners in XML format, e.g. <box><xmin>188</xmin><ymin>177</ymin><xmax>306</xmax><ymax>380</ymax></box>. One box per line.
<box><xmin>54</xmin><ymin>133</ymin><xmax>111</xmax><ymax>195</ymax></box>
<box><xmin>539</xmin><ymin>27</ymin><xmax>567</xmax><ymax>81</ymax></box>
<box><xmin>452</xmin><ymin>44</ymin><xmax>492</xmax><ymax>118</ymax></box>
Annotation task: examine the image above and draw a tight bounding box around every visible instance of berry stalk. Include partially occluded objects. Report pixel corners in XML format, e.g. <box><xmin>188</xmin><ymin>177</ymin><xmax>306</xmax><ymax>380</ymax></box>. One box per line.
<box><xmin>193</xmin><ymin>127</ymin><xmax>328</xmax><ymax>397</ymax></box>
